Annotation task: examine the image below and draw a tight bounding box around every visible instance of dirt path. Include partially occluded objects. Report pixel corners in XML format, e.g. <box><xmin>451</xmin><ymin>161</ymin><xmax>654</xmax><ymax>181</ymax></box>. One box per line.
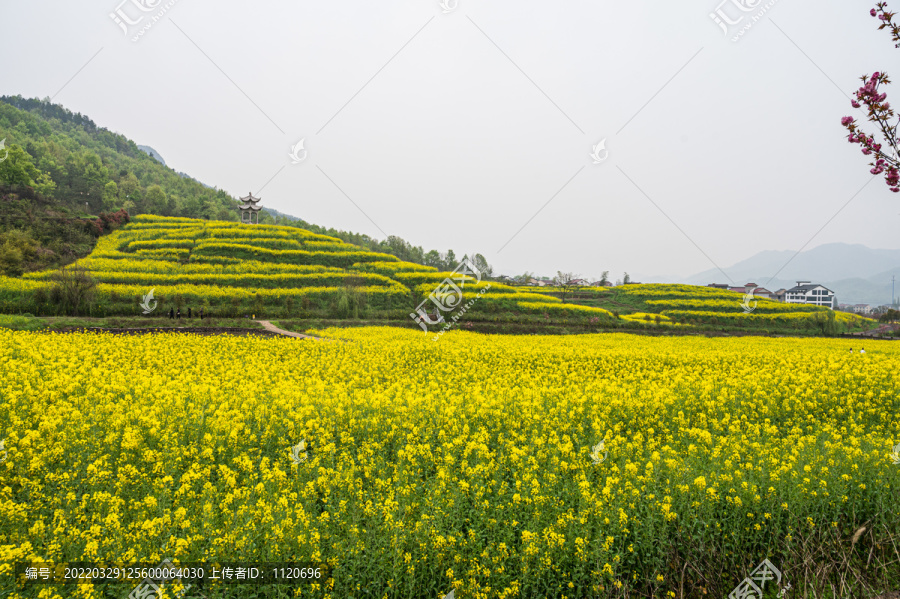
<box><xmin>51</xmin><ymin>326</ymin><xmax>282</xmax><ymax>337</ymax></box>
<box><xmin>255</xmin><ymin>320</ymin><xmax>322</xmax><ymax>340</ymax></box>
<box><xmin>841</xmin><ymin>323</ymin><xmax>898</xmax><ymax>339</ymax></box>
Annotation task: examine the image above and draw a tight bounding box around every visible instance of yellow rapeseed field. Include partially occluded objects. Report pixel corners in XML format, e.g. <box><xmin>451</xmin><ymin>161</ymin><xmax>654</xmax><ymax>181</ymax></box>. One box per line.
<box><xmin>0</xmin><ymin>328</ymin><xmax>898</xmax><ymax>598</ymax></box>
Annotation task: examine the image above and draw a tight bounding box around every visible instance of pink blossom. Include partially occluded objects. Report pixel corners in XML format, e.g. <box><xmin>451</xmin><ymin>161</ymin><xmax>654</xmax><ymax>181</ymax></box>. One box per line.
<box><xmin>844</xmin><ymin>6</ymin><xmax>900</xmax><ymax>193</ymax></box>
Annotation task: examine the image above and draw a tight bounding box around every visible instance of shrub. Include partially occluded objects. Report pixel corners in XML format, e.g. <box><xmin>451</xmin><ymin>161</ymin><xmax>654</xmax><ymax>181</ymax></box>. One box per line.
<box><xmin>879</xmin><ymin>309</ymin><xmax>900</xmax><ymax>323</ymax></box>
<box><xmin>332</xmin><ymin>287</ymin><xmax>365</xmax><ymax>319</ymax></box>
<box><xmin>49</xmin><ymin>266</ymin><xmax>97</xmax><ymax>316</ymax></box>
<box><xmin>32</xmin><ymin>286</ymin><xmax>48</xmax><ymax>308</ymax></box>
<box><xmin>0</xmin><ymin>243</ymin><xmax>24</xmax><ymax>277</ymax></box>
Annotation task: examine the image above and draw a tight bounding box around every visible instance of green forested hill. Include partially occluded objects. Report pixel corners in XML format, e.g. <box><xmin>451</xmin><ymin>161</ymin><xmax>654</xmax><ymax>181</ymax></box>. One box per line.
<box><xmin>0</xmin><ymin>96</ymin><xmax>492</xmax><ymax>276</ymax></box>
<box><xmin>0</xmin><ymin>95</ymin><xmax>237</xmax><ymax>219</ymax></box>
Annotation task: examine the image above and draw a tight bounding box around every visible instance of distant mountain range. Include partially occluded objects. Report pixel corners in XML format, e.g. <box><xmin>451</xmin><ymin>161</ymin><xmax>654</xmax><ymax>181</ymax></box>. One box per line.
<box><xmin>136</xmin><ymin>145</ymin><xmax>166</xmax><ymax>166</ymax></box>
<box><xmin>262</xmin><ymin>207</ymin><xmax>300</xmax><ymax>222</ymax></box>
<box><xmin>138</xmin><ymin>145</ymin><xmax>214</xmax><ymax>189</ymax></box>
<box><xmin>640</xmin><ymin>243</ymin><xmax>900</xmax><ymax>306</ymax></box>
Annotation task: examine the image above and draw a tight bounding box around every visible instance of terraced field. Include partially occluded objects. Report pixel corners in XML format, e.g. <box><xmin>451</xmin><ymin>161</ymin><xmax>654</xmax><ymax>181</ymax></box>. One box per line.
<box><xmin>602</xmin><ymin>283</ymin><xmax>871</xmax><ymax>332</ymax></box>
<box><xmin>0</xmin><ymin>216</ymin><xmax>615</xmax><ymax>322</ymax></box>
<box><xmin>0</xmin><ymin>216</ymin><xmax>877</xmax><ymax>335</ymax></box>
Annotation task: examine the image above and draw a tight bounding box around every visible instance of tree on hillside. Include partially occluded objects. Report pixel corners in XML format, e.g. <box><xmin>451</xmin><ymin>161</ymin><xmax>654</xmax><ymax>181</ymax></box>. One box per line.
<box><xmin>463</xmin><ymin>253</ymin><xmax>493</xmax><ymax>278</ymax></box>
<box><xmin>475</xmin><ymin>253</ymin><xmax>493</xmax><ymax>278</ymax></box>
<box><xmin>424</xmin><ymin>249</ymin><xmax>442</xmax><ymax>269</ymax></box>
<box><xmin>623</xmin><ymin>272</ymin><xmax>631</xmax><ymax>284</ymax></box>
<box><xmin>200</xmin><ymin>197</ymin><xmax>223</xmax><ymax>220</ymax></box>
<box><xmin>143</xmin><ymin>185</ymin><xmax>167</xmax><ymax>215</ymax></box>
<box><xmin>78</xmin><ymin>152</ymin><xmax>109</xmax><ymax>201</ymax></box>
<box><xmin>117</xmin><ymin>173</ymin><xmax>141</xmax><ymax>213</ymax></box>
<box><xmin>841</xmin><ymin>3</ymin><xmax>900</xmax><ymax>192</ymax></box>
<box><xmin>599</xmin><ymin>270</ymin><xmax>610</xmax><ymax>286</ymax></box>
<box><xmin>101</xmin><ymin>181</ymin><xmax>118</xmax><ymax>211</ymax></box>
<box><xmin>380</xmin><ymin>235</ymin><xmax>425</xmax><ymax>264</ymax></box>
<box><xmin>444</xmin><ymin>249</ymin><xmax>457</xmax><ymax>271</ymax></box>
<box><xmin>181</xmin><ymin>192</ymin><xmax>208</xmax><ymax>219</ymax></box>
<box><xmin>0</xmin><ymin>144</ymin><xmax>56</xmax><ymax>195</ymax></box>
<box><xmin>553</xmin><ymin>271</ymin><xmax>581</xmax><ymax>302</ymax></box>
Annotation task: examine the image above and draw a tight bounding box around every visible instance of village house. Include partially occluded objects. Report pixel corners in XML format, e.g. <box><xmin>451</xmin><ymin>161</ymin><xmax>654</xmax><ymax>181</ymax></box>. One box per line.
<box><xmin>728</xmin><ymin>283</ymin><xmax>773</xmax><ymax>299</ymax></box>
<box><xmin>851</xmin><ymin>304</ymin><xmax>874</xmax><ymax>315</ymax></box>
<box><xmin>784</xmin><ymin>281</ymin><xmax>835</xmax><ymax>308</ymax></box>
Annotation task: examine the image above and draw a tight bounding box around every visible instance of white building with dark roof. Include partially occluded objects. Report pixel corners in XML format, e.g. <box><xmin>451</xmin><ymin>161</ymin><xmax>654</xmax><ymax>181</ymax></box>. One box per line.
<box><xmin>784</xmin><ymin>281</ymin><xmax>835</xmax><ymax>308</ymax></box>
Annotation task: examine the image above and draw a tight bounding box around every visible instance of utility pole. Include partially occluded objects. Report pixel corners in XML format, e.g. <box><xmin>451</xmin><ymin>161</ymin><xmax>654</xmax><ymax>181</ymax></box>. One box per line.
<box><xmin>893</xmin><ymin>274</ymin><xmax>896</xmax><ymax>307</ymax></box>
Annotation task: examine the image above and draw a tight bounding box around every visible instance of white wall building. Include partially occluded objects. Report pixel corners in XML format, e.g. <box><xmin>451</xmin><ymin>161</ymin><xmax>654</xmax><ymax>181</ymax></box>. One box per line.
<box><xmin>852</xmin><ymin>304</ymin><xmax>874</xmax><ymax>315</ymax></box>
<box><xmin>784</xmin><ymin>281</ymin><xmax>835</xmax><ymax>308</ymax></box>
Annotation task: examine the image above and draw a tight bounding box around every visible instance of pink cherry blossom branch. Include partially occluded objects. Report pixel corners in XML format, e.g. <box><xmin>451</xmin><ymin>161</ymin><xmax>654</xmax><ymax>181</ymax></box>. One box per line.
<box><xmin>872</xmin><ymin>2</ymin><xmax>900</xmax><ymax>47</ymax></box>
<box><xmin>841</xmin><ymin>4</ymin><xmax>900</xmax><ymax>192</ymax></box>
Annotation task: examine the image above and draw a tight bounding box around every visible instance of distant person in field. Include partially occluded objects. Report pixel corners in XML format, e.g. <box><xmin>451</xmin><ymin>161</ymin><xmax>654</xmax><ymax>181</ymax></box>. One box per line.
<box><xmin>176</xmin><ymin>309</ymin><xmax>181</xmax><ymax>319</ymax></box>
<box><xmin>188</xmin><ymin>307</ymin><xmax>192</xmax><ymax>318</ymax></box>
<box><xmin>199</xmin><ymin>308</ymin><xmax>204</xmax><ymax>320</ymax></box>
<box><xmin>169</xmin><ymin>308</ymin><xmax>174</xmax><ymax>319</ymax></box>
<box><xmin>860</xmin><ymin>348</ymin><xmax>866</xmax><ymax>354</ymax></box>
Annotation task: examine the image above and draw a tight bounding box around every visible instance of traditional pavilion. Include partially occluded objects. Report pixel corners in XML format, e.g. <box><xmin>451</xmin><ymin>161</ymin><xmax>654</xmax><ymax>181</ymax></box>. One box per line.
<box><xmin>238</xmin><ymin>192</ymin><xmax>263</xmax><ymax>224</ymax></box>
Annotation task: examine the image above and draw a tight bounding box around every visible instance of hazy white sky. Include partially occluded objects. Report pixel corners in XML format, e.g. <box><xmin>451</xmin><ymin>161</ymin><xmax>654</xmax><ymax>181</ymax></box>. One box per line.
<box><xmin>1</xmin><ymin>0</ymin><xmax>897</xmax><ymax>281</ymax></box>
